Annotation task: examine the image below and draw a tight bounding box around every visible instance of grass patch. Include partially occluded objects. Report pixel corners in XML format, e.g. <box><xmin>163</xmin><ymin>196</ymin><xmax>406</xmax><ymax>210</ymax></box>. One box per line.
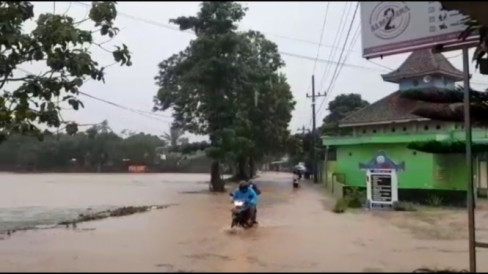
<box><xmin>393</xmin><ymin>201</ymin><xmax>417</xmax><ymax>212</ymax></box>
<box><xmin>426</xmin><ymin>195</ymin><xmax>443</xmax><ymax>207</ymax></box>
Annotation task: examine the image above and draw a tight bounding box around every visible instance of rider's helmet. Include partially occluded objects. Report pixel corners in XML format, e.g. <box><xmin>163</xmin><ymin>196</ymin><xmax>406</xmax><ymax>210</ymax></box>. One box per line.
<box><xmin>239</xmin><ymin>181</ymin><xmax>249</xmax><ymax>192</ymax></box>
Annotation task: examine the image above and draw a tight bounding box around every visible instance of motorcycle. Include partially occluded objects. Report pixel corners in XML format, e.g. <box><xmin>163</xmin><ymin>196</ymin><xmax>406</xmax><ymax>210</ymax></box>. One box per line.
<box><xmin>293</xmin><ymin>179</ymin><xmax>300</xmax><ymax>189</ymax></box>
<box><xmin>230</xmin><ymin>199</ymin><xmax>254</xmax><ymax>229</ymax></box>
<box><xmin>292</xmin><ymin>174</ymin><xmax>300</xmax><ymax>189</ymax></box>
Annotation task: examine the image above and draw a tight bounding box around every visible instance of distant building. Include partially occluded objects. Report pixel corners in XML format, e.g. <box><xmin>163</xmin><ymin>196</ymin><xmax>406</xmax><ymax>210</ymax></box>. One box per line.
<box><xmin>322</xmin><ymin>49</ymin><xmax>488</xmax><ymax>206</ymax></box>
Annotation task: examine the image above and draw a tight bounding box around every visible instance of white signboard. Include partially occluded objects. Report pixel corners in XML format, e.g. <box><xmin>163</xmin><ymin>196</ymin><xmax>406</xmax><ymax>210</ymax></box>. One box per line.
<box><xmin>361</xmin><ymin>1</ymin><xmax>479</xmax><ymax>59</ymax></box>
<box><xmin>366</xmin><ymin>169</ymin><xmax>398</xmax><ymax>208</ymax></box>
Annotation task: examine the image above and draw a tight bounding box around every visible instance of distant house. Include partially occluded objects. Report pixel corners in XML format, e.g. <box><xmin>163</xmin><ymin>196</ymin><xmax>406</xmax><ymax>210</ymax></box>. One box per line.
<box><xmin>322</xmin><ymin>49</ymin><xmax>488</xmax><ymax>206</ymax></box>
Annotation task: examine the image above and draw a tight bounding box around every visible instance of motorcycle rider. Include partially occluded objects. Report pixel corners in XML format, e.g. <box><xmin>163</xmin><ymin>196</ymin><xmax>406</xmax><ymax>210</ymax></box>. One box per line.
<box><xmin>247</xmin><ymin>179</ymin><xmax>261</xmax><ymax>224</ymax></box>
<box><xmin>231</xmin><ymin>181</ymin><xmax>259</xmax><ymax>225</ymax></box>
<box><xmin>247</xmin><ymin>179</ymin><xmax>261</xmax><ymax>196</ymax></box>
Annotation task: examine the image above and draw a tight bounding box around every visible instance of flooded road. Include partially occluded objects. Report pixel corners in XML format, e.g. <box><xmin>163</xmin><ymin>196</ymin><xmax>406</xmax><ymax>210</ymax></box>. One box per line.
<box><xmin>0</xmin><ymin>172</ymin><xmax>485</xmax><ymax>272</ymax></box>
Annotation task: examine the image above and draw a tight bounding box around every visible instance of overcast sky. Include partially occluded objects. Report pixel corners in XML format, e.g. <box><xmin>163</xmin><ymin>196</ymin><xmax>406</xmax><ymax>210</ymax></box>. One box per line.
<box><xmin>24</xmin><ymin>1</ymin><xmax>488</xmax><ymax>141</ymax></box>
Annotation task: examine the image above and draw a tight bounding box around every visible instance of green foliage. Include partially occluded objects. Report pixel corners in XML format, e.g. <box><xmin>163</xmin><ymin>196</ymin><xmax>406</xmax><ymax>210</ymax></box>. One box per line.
<box><xmin>0</xmin><ymin>120</ymin><xmax>166</xmax><ymax>171</ymax></box>
<box><xmin>459</xmin><ymin>16</ymin><xmax>487</xmax><ymax>69</ymax></box>
<box><xmin>171</xmin><ymin>141</ymin><xmax>210</xmax><ymax>154</ymax></box>
<box><xmin>0</xmin><ymin>1</ymin><xmax>131</xmax><ymax>141</ymax></box>
<box><xmin>332</xmin><ymin>189</ymin><xmax>366</xmax><ymax>214</ymax></box>
<box><xmin>400</xmin><ymin>87</ymin><xmax>488</xmax><ymax>127</ymax></box>
<box><xmin>407</xmin><ymin>140</ymin><xmax>488</xmax><ymax>154</ymax></box>
<box><xmin>344</xmin><ymin>188</ymin><xmax>366</xmax><ymax>208</ymax></box>
<box><xmin>426</xmin><ymin>195</ymin><xmax>443</xmax><ymax>207</ymax></box>
<box><xmin>153</xmin><ymin>2</ymin><xmax>295</xmax><ymax>189</ymax></box>
<box><xmin>393</xmin><ymin>201</ymin><xmax>417</xmax><ymax>212</ymax></box>
<box><xmin>333</xmin><ymin>197</ymin><xmax>349</xmax><ymax>214</ymax></box>
<box><xmin>321</xmin><ymin>93</ymin><xmax>369</xmax><ymax>136</ymax></box>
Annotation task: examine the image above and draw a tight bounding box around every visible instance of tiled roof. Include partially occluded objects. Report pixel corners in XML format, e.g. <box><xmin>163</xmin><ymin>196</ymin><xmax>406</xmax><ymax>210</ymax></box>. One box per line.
<box><xmin>339</xmin><ymin>90</ymin><xmax>445</xmax><ymax>127</ymax></box>
<box><xmin>381</xmin><ymin>49</ymin><xmax>463</xmax><ymax>83</ymax></box>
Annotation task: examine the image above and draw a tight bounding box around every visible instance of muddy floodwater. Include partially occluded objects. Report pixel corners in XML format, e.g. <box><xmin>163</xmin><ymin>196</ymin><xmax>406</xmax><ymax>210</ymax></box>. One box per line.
<box><xmin>0</xmin><ymin>172</ymin><xmax>487</xmax><ymax>272</ymax></box>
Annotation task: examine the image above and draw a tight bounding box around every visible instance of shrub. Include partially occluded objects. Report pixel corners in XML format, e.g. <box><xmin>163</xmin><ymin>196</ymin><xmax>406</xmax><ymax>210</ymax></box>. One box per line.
<box><xmin>345</xmin><ymin>188</ymin><xmax>366</xmax><ymax>208</ymax></box>
<box><xmin>393</xmin><ymin>201</ymin><xmax>417</xmax><ymax>212</ymax></box>
<box><xmin>333</xmin><ymin>198</ymin><xmax>349</xmax><ymax>213</ymax></box>
<box><xmin>426</xmin><ymin>195</ymin><xmax>443</xmax><ymax>207</ymax></box>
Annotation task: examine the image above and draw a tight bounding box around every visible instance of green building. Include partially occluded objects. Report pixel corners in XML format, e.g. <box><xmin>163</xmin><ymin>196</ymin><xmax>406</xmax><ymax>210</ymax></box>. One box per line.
<box><xmin>322</xmin><ymin>49</ymin><xmax>488</xmax><ymax>206</ymax></box>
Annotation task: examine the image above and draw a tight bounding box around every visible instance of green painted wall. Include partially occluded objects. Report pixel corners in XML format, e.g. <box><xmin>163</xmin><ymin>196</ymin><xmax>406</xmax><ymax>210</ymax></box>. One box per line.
<box><xmin>330</xmin><ymin>143</ymin><xmax>467</xmax><ymax>191</ymax></box>
<box><xmin>433</xmin><ymin>154</ymin><xmax>467</xmax><ymax>191</ymax></box>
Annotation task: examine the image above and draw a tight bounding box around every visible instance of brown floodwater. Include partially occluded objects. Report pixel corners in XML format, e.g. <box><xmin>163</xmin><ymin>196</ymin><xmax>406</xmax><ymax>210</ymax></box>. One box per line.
<box><xmin>0</xmin><ymin>172</ymin><xmax>486</xmax><ymax>272</ymax></box>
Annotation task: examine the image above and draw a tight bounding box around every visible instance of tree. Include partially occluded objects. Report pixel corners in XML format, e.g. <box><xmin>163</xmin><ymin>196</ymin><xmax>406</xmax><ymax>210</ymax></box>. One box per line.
<box><xmin>0</xmin><ymin>121</ymin><xmax>168</xmax><ymax>172</ymax></box>
<box><xmin>223</xmin><ymin>31</ymin><xmax>295</xmax><ymax>180</ymax></box>
<box><xmin>154</xmin><ymin>2</ymin><xmax>294</xmax><ymax>190</ymax></box>
<box><xmin>0</xmin><ymin>1</ymin><xmax>131</xmax><ymax>143</ymax></box>
<box><xmin>154</xmin><ymin>2</ymin><xmax>248</xmax><ymax>191</ymax></box>
<box><xmin>321</xmin><ymin>93</ymin><xmax>369</xmax><ymax>135</ymax></box>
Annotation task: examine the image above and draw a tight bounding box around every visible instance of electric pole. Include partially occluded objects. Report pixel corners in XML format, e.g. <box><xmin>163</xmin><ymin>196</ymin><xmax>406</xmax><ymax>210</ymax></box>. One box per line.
<box><xmin>306</xmin><ymin>75</ymin><xmax>326</xmax><ymax>183</ymax></box>
<box><xmin>298</xmin><ymin>126</ymin><xmax>308</xmax><ymax>135</ymax></box>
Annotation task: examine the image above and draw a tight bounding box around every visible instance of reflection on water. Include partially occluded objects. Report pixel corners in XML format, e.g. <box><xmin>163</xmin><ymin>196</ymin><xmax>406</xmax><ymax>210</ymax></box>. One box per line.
<box><xmin>0</xmin><ymin>173</ymin><xmax>213</xmax><ymax>231</ymax></box>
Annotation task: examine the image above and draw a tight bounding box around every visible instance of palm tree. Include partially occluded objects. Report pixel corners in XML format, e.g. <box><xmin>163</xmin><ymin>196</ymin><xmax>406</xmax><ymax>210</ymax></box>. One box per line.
<box><xmin>161</xmin><ymin>127</ymin><xmax>185</xmax><ymax>148</ymax></box>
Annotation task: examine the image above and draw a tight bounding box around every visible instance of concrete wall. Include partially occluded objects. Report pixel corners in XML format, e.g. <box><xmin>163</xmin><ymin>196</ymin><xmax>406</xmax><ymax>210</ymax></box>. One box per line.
<box><xmin>326</xmin><ymin>143</ymin><xmax>467</xmax><ymax>191</ymax></box>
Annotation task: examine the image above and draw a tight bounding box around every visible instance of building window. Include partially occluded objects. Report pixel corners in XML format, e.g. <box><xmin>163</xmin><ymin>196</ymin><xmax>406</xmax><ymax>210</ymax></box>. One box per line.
<box><xmin>373</xmin><ymin>129</ymin><xmax>377</xmax><ymax>133</ymax></box>
<box><xmin>348</xmin><ymin>152</ymin><xmax>352</xmax><ymax>156</ymax></box>
<box><xmin>424</xmin><ymin>125</ymin><xmax>429</xmax><ymax>131</ymax></box>
<box><xmin>362</xmin><ymin>129</ymin><xmax>366</xmax><ymax>134</ymax></box>
<box><xmin>403</xmin><ymin>127</ymin><xmax>407</xmax><ymax>132</ymax></box>
<box><xmin>391</xmin><ymin>127</ymin><xmax>396</xmax><ymax>132</ymax></box>
<box><xmin>413</xmin><ymin>79</ymin><xmax>419</xmax><ymax>87</ymax></box>
<box><xmin>413</xmin><ymin>151</ymin><xmax>417</xmax><ymax>155</ymax></box>
<box><xmin>436</xmin><ymin>124</ymin><xmax>441</xmax><ymax>130</ymax></box>
<box><xmin>327</xmin><ymin>147</ymin><xmax>337</xmax><ymax>161</ymax></box>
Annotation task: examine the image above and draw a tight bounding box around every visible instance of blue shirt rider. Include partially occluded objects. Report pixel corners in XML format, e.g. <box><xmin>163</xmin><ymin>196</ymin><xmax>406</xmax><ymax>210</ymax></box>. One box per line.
<box><xmin>231</xmin><ymin>181</ymin><xmax>259</xmax><ymax>224</ymax></box>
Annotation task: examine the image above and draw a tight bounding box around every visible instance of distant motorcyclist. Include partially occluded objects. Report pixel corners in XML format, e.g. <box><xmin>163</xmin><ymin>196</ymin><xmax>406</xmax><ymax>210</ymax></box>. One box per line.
<box><xmin>231</xmin><ymin>181</ymin><xmax>258</xmax><ymax>225</ymax></box>
<box><xmin>293</xmin><ymin>167</ymin><xmax>302</xmax><ymax>180</ymax></box>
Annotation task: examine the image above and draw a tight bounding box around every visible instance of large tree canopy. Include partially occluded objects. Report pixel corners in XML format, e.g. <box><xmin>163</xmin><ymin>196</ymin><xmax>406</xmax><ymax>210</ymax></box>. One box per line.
<box><xmin>154</xmin><ymin>2</ymin><xmax>294</xmax><ymax>190</ymax></box>
<box><xmin>0</xmin><ymin>120</ymin><xmax>167</xmax><ymax>172</ymax></box>
<box><xmin>0</xmin><ymin>1</ymin><xmax>131</xmax><ymax>142</ymax></box>
<box><xmin>321</xmin><ymin>93</ymin><xmax>369</xmax><ymax>135</ymax></box>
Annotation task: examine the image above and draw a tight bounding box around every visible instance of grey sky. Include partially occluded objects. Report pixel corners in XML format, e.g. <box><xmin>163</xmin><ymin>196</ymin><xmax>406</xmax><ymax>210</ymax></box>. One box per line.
<box><xmin>27</xmin><ymin>1</ymin><xmax>488</xmax><ymax>141</ymax></box>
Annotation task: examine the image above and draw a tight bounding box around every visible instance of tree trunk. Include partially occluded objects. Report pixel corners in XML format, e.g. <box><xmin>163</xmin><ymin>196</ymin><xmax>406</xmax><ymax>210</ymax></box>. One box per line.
<box><xmin>210</xmin><ymin>160</ymin><xmax>225</xmax><ymax>192</ymax></box>
<box><xmin>249</xmin><ymin>156</ymin><xmax>255</xmax><ymax>178</ymax></box>
<box><xmin>235</xmin><ymin>157</ymin><xmax>248</xmax><ymax>181</ymax></box>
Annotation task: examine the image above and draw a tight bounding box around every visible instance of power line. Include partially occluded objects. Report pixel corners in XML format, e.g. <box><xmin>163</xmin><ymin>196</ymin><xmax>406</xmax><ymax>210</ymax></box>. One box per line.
<box><xmin>280</xmin><ymin>51</ymin><xmax>385</xmax><ymax>72</ymax></box>
<box><xmin>316</xmin><ymin>25</ymin><xmax>360</xmax><ymax>120</ymax></box>
<box><xmin>316</xmin><ymin>2</ymin><xmax>359</xmax><ymax>118</ymax></box>
<box><xmin>15</xmin><ymin>67</ymin><xmax>174</xmax><ymax>124</ymax></box>
<box><xmin>73</xmin><ymin>1</ymin><xmax>361</xmax><ymax>55</ymax></box>
<box><xmin>79</xmin><ymin>92</ymin><xmax>173</xmax><ymax>124</ymax></box>
<box><xmin>312</xmin><ymin>2</ymin><xmax>330</xmax><ymax>74</ymax></box>
<box><xmin>309</xmin><ymin>1</ymin><xmax>352</xmax><ymax>127</ymax></box>
<box><xmin>72</xmin><ymin>1</ymin><xmax>374</xmax><ymax>72</ymax></box>
<box><xmin>317</xmin><ymin>2</ymin><xmax>352</xmax><ymax>94</ymax></box>
<box><xmin>318</xmin><ymin>24</ymin><xmax>361</xmax><ymax>118</ymax></box>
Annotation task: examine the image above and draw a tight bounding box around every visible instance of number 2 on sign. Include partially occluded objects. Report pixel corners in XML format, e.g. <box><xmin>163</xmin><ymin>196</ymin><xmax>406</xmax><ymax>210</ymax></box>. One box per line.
<box><xmin>384</xmin><ymin>8</ymin><xmax>395</xmax><ymax>31</ymax></box>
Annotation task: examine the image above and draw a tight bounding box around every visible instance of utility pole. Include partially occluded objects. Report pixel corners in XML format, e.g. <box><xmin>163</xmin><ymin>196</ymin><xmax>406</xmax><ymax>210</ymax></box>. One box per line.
<box><xmin>298</xmin><ymin>126</ymin><xmax>308</xmax><ymax>135</ymax></box>
<box><xmin>306</xmin><ymin>75</ymin><xmax>326</xmax><ymax>183</ymax></box>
